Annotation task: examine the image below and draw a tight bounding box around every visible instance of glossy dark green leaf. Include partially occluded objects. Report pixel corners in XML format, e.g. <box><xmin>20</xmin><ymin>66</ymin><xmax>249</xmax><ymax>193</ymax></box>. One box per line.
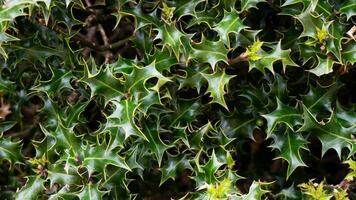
<box><xmin>248</xmin><ymin>41</ymin><xmax>298</xmax><ymax>73</ymax></box>
<box><xmin>340</xmin><ymin>0</ymin><xmax>356</xmax><ymax>20</ymax></box>
<box><xmin>15</xmin><ymin>176</ymin><xmax>45</xmax><ymax>200</ymax></box>
<box><xmin>270</xmin><ymin>127</ymin><xmax>308</xmax><ymax>178</ymax></box>
<box><xmin>241</xmin><ymin>0</ymin><xmax>266</xmax><ymax>12</ymax></box>
<box><xmin>106</xmin><ymin>99</ymin><xmax>147</xmax><ymax>140</ymax></box>
<box><xmin>213</xmin><ymin>10</ymin><xmax>247</xmax><ymax>46</ymax></box>
<box><xmin>0</xmin><ymin>136</ymin><xmax>23</xmax><ymax>165</ymax></box>
<box><xmin>77</xmin><ymin>182</ymin><xmax>107</xmax><ymax>200</ymax></box>
<box><xmin>142</xmin><ymin>119</ymin><xmax>170</xmax><ymax>166</ymax></box>
<box><xmin>298</xmin><ymin>105</ymin><xmax>355</xmax><ymax>158</ymax></box>
<box><xmin>190</xmin><ymin>37</ymin><xmax>229</xmax><ymax>70</ymax></box>
<box><xmin>201</xmin><ymin>68</ymin><xmax>235</xmax><ymax>109</ymax></box>
<box><xmin>263</xmin><ymin>99</ymin><xmax>301</xmax><ymax>136</ymax></box>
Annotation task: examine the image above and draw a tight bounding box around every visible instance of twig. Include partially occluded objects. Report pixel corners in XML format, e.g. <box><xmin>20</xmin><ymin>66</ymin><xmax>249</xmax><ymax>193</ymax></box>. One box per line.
<box><xmin>97</xmin><ymin>24</ymin><xmax>113</xmax><ymax>63</ymax></box>
<box><xmin>82</xmin><ymin>26</ymin><xmax>97</xmax><ymax>58</ymax></box>
<box><xmin>346</xmin><ymin>25</ymin><xmax>356</xmax><ymax>41</ymax></box>
<box><xmin>228</xmin><ymin>52</ymin><xmax>248</xmax><ymax>65</ymax></box>
<box><xmin>46</xmin><ymin>19</ymin><xmax>133</xmax><ymax>51</ymax></box>
<box><xmin>85</xmin><ymin>0</ymin><xmax>92</xmax><ymax>7</ymax></box>
<box><xmin>97</xmin><ymin>24</ymin><xmax>109</xmax><ymax>45</ymax></box>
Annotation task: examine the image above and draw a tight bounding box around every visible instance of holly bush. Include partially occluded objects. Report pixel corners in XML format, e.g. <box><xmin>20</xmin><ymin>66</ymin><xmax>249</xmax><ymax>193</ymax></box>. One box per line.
<box><xmin>0</xmin><ymin>0</ymin><xmax>355</xmax><ymax>199</ymax></box>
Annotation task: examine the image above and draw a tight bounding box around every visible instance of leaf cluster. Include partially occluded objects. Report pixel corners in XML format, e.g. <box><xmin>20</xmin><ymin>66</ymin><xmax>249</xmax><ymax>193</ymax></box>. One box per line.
<box><xmin>0</xmin><ymin>0</ymin><xmax>355</xmax><ymax>199</ymax></box>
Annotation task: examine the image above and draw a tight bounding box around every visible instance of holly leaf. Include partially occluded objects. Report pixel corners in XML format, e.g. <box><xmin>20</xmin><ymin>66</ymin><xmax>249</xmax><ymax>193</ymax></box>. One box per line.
<box><xmin>170</xmin><ymin>0</ymin><xmax>205</xmax><ymax>19</ymax></box>
<box><xmin>0</xmin><ymin>136</ymin><xmax>23</xmax><ymax>166</ymax></box>
<box><xmin>187</xmin><ymin>8</ymin><xmax>221</xmax><ymax>28</ymax></box>
<box><xmin>190</xmin><ymin>37</ymin><xmax>229</xmax><ymax>70</ymax></box>
<box><xmin>159</xmin><ymin>154</ymin><xmax>192</xmax><ymax>186</ymax></box>
<box><xmin>194</xmin><ymin>150</ymin><xmax>224</xmax><ymax>189</ymax></box>
<box><xmin>298</xmin><ymin>105</ymin><xmax>356</xmax><ymax>158</ymax></box>
<box><xmin>82</xmin><ymin>65</ymin><xmax>124</xmax><ymax>104</ymax></box>
<box><xmin>154</xmin><ymin>23</ymin><xmax>186</xmax><ymax>60</ymax></box>
<box><xmin>77</xmin><ymin>182</ymin><xmax>107</xmax><ymax>200</ymax></box>
<box><xmin>32</xmin><ymin>67</ymin><xmax>73</xmax><ymax>96</ymax></box>
<box><xmin>120</xmin><ymin>5</ymin><xmax>160</xmax><ymax>29</ymax></box>
<box><xmin>106</xmin><ymin>99</ymin><xmax>147</xmax><ymax>141</ymax></box>
<box><xmin>47</xmin><ymin>163</ymin><xmax>80</xmax><ymax>188</ymax></box>
<box><xmin>0</xmin><ymin>32</ymin><xmax>19</xmax><ymax>59</ymax></box>
<box><xmin>123</xmin><ymin>62</ymin><xmax>170</xmax><ymax>95</ymax></box>
<box><xmin>218</xmin><ymin>0</ymin><xmax>238</xmax><ymax>11</ymax></box>
<box><xmin>325</xmin><ymin>22</ymin><xmax>345</xmax><ymax>63</ymax></box>
<box><xmin>15</xmin><ymin>176</ymin><xmax>45</xmax><ymax>200</ymax></box>
<box><xmin>142</xmin><ymin>119</ymin><xmax>170</xmax><ymax>166</ymax></box>
<box><xmin>342</xmin><ymin>41</ymin><xmax>356</xmax><ymax>65</ymax></box>
<box><xmin>237</xmin><ymin>181</ymin><xmax>270</xmax><ymax>200</ymax></box>
<box><xmin>308</xmin><ymin>56</ymin><xmax>335</xmax><ymax>76</ymax></box>
<box><xmin>340</xmin><ymin>0</ymin><xmax>356</xmax><ymax>20</ymax></box>
<box><xmin>302</xmin><ymin>83</ymin><xmax>339</xmax><ymax>116</ymax></box>
<box><xmin>240</xmin><ymin>0</ymin><xmax>266</xmax><ymax>12</ymax></box>
<box><xmin>147</xmin><ymin>48</ymin><xmax>178</xmax><ymax>71</ymax></box>
<box><xmin>262</xmin><ymin>99</ymin><xmax>302</xmax><ymax>137</ymax></box>
<box><xmin>293</xmin><ymin>4</ymin><xmax>327</xmax><ymax>40</ymax></box>
<box><xmin>177</xmin><ymin>65</ymin><xmax>209</xmax><ymax>93</ymax></box>
<box><xmin>41</xmin><ymin>124</ymin><xmax>82</xmax><ymax>157</ymax></box>
<box><xmin>270</xmin><ymin>127</ymin><xmax>308</xmax><ymax>178</ymax></box>
<box><xmin>201</xmin><ymin>68</ymin><xmax>235</xmax><ymax>109</ymax></box>
<box><xmin>248</xmin><ymin>41</ymin><xmax>297</xmax><ymax>73</ymax></box>
<box><xmin>81</xmin><ymin>138</ymin><xmax>131</xmax><ymax>176</ymax></box>
<box><xmin>165</xmin><ymin>98</ymin><xmax>202</xmax><ymax>127</ymax></box>
<box><xmin>218</xmin><ymin>109</ymin><xmax>257</xmax><ymax>139</ymax></box>
<box><xmin>213</xmin><ymin>9</ymin><xmax>247</xmax><ymax>46</ymax></box>
<box><xmin>335</xmin><ymin>103</ymin><xmax>356</xmax><ymax>128</ymax></box>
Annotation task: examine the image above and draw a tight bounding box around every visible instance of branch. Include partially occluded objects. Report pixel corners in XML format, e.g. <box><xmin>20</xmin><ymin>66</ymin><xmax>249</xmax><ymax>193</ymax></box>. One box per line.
<box><xmin>228</xmin><ymin>52</ymin><xmax>248</xmax><ymax>65</ymax></box>
<box><xmin>49</xmin><ymin>23</ymin><xmax>133</xmax><ymax>51</ymax></box>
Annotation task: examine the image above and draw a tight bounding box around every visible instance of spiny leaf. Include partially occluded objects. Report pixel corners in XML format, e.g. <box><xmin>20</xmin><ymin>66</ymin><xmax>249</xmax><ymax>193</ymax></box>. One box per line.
<box><xmin>166</xmin><ymin>98</ymin><xmax>202</xmax><ymax>127</ymax></box>
<box><xmin>308</xmin><ymin>56</ymin><xmax>335</xmax><ymax>76</ymax></box>
<box><xmin>335</xmin><ymin>103</ymin><xmax>356</xmax><ymax>128</ymax></box>
<box><xmin>170</xmin><ymin>0</ymin><xmax>206</xmax><ymax>19</ymax></box>
<box><xmin>248</xmin><ymin>41</ymin><xmax>297</xmax><ymax>73</ymax></box>
<box><xmin>298</xmin><ymin>104</ymin><xmax>355</xmax><ymax>158</ymax></box>
<box><xmin>241</xmin><ymin>0</ymin><xmax>266</xmax><ymax>12</ymax></box>
<box><xmin>340</xmin><ymin>0</ymin><xmax>356</xmax><ymax>20</ymax></box>
<box><xmin>213</xmin><ymin>9</ymin><xmax>247</xmax><ymax>46</ymax></box>
<box><xmin>194</xmin><ymin>150</ymin><xmax>224</xmax><ymax>189</ymax></box>
<box><xmin>177</xmin><ymin>65</ymin><xmax>209</xmax><ymax>93</ymax></box>
<box><xmin>270</xmin><ymin>127</ymin><xmax>308</xmax><ymax>178</ymax></box>
<box><xmin>302</xmin><ymin>83</ymin><xmax>339</xmax><ymax>116</ymax></box>
<box><xmin>159</xmin><ymin>154</ymin><xmax>192</xmax><ymax>186</ymax></box>
<box><xmin>32</xmin><ymin>67</ymin><xmax>73</xmax><ymax>96</ymax></box>
<box><xmin>120</xmin><ymin>5</ymin><xmax>160</xmax><ymax>29</ymax></box>
<box><xmin>201</xmin><ymin>68</ymin><xmax>235</xmax><ymax>109</ymax></box>
<box><xmin>0</xmin><ymin>136</ymin><xmax>23</xmax><ymax>166</ymax></box>
<box><xmin>262</xmin><ymin>99</ymin><xmax>301</xmax><ymax>136</ymax></box>
<box><xmin>81</xmin><ymin>138</ymin><xmax>131</xmax><ymax>175</ymax></box>
<box><xmin>190</xmin><ymin>37</ymin><xmax>229</xmax><ymax>70</ymax></box>
<box><xmin>47</xmin><ymin>163</ymin><xmax>80</xmax><ymax>187</ymax></box>
<box><xmin>237</xmin><ymin>181</ymin><xmax>271</xmax><ymax>200</ymax></box>
<box><xmin>40</xmin><ymin>124</ymin><xmax>82</xmax><ymax>158</ymax></box>
<box><xmin>123</xmin><ymin>61</ymin><xmax>171</xmax><ymax>95</ymax></box>
<box><xmin>219</xmin><ymin>109</ymin><xmax>257</xmax><ymax>139</ymax></box>
<box><xmin>106</xmin><ymin>99</ymin><xmax>147</xmax><ymax>140</ymax></box>
<box><xmin>142</xmin><ymin>119</ymin><xmax>170</xmax><ymax>166</ymax></box>
<box><xmin>342</xmin><ymin>41</ymin><xmax>356</xmax><ymax>65</ymax></box>
<box><xmin>15</xmin><ymin>176</ymin><xmax>45</xmax><ymax>200</ymax></box>
<box><xmin>82</xmin><ymin>65</ymin><xmax>124</xmax><ymax>103</ymax></box>
<box><xmin>293</xmin><ymin>4</ymin><xmax>328</xmax><ymax>40</ymax></box>
<box><xmin>77</xmin><ymin>182</ymin><xmax>107</xmax><ymax>200</ymax></box>
<box><xmin>154</xmin><ymin>23</ymin><xmax>186</xmax><ymax>60</ymax></box>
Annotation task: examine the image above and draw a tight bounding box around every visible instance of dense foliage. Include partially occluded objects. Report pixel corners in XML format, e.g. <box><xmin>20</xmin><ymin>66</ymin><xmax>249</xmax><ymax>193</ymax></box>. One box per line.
<box><xmin>0</xmin><ymin>0</ymin><xmax>355</xmax><ymax>199</ymax></box>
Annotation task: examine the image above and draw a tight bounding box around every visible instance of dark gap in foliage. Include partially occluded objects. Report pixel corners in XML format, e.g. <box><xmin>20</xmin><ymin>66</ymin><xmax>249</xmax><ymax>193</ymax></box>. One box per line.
<box><xmin>81</xmin><ymin>100</ymin><xmax>106</xmax><ymax>132</ymax></box>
